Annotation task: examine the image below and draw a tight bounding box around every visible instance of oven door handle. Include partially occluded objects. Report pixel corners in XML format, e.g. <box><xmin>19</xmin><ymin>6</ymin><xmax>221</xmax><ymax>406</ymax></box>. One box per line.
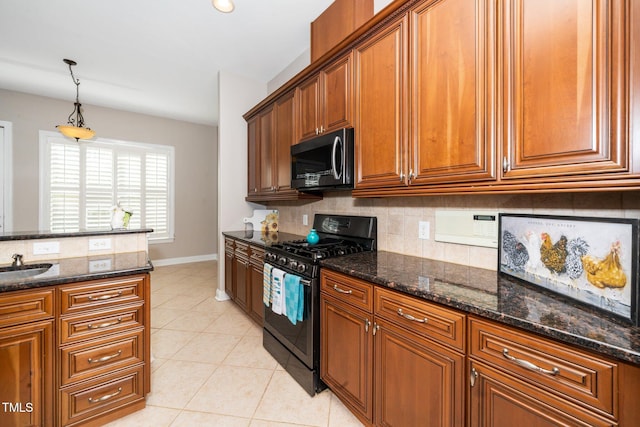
<box><xmin>300</xmin><ymin>278</ymin><xmax>311</xmax><ymax>287</ymax></box>
<box><xmin>331</xmin><ymin>136</ymin><xmax>343</xmax><ymax>180</ymax></box>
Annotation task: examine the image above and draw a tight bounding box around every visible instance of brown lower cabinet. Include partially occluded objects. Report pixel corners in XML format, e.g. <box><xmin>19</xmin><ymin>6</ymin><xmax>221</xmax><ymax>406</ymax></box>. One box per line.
<box><xmin>321</xmin><ymin>269</ymin><xmax>640</xmax><ymax>427</ymax></box>
<box><xmin>0</xmin><ymin>273</ymin><xmax>150</xmax><ymax>427</ymax></box>
<box><xmin>224</xmin><ymin>236</ymin><xmax>264</xmax><ymax>325</ymax></box>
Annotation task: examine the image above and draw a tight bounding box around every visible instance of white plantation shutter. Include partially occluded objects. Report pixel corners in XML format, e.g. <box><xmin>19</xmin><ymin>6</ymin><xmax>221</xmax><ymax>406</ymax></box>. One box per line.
<box><xmin>40</xmin><ymin>132</ymin><xmax>174</xmax><ymax>241</ymax></box>
<box><xmin>49</xmin><ymin>142</ymin><xmax>80</xmax><ymax>232</ymax></box>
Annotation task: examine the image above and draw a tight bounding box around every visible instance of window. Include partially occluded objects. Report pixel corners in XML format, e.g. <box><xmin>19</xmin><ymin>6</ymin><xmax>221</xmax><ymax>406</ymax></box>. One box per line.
<box><xmin>39</xmin><ymin>131</ymin><xmax>175</xmax><ymax>242</ymax></box>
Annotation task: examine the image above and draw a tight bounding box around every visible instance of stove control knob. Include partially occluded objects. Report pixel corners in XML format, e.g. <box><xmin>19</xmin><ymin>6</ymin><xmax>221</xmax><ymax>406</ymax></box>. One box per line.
<box><xmin>296</xmin><ymin>264</ymin><xmax>307</xmax><ymax>274</ymax></box>
<box><xmin>278</xmin><ymin>256</ymin><xmax>287</xmax><ymax>265</ymax></box>
<box><xmin>289</xmin><ymin>260</ymin><xmax>298</xmax><ymax>270</ymax></box>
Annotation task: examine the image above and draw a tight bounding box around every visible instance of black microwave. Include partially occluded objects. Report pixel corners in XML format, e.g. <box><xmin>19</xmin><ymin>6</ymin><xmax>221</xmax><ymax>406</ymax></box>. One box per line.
<box><xmin>291</xmin><ymin>128</ymin><xmax>354</xmax><ymax>191</ymax></box>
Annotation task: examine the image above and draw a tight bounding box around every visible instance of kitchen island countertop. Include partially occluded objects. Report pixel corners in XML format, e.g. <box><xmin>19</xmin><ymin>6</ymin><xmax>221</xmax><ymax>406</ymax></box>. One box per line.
<box><xmin>0</xmin><ymin>251</ymin><xmax>153</xmax><ymax>292</ymax></box>
<box><xmin>321</xmin><ymin>250</ymin><xmax>640</xmax><ymax>365</ymax></box>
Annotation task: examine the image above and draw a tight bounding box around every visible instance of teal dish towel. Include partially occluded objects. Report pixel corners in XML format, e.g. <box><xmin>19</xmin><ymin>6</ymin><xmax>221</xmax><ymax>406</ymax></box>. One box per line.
<box><xmin>284</xmin><ymin>273</ymin><xmax>304</xmax><ymax>325</ymax></box>
<box><xmin>263</xmin><ymin>263</ymin><xmax>273</xmax><ymax>306</ymax></box>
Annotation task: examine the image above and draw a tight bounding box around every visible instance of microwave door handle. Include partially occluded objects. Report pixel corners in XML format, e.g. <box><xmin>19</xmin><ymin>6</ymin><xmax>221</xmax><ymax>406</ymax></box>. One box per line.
<box><xmin>331</xmin><ymin>136</ymin><xmax>343</xmax><ymax>180</ymax></box>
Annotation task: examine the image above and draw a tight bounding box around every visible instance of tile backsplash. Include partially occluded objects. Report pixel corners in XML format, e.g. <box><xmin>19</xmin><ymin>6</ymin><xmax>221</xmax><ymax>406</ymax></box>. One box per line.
<box><xmin>270</xmin><ymin>191</ymin><xmax>640</xmax><ymax>271</ymax></box>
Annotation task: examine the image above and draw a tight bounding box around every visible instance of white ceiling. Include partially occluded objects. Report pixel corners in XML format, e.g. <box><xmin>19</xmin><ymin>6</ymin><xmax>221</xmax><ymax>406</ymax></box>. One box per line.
<box><xmin>0</xmin><ymin>0</ymin><xmax>338</xmax><ymax>126</ymax></box>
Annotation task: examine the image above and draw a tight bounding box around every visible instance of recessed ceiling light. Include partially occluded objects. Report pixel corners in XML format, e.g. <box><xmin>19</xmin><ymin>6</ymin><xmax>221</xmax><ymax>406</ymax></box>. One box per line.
<box><xmin>212</xmin><ymin>0</ymin><xmax>235</xmax><ymax>13</ymax></box>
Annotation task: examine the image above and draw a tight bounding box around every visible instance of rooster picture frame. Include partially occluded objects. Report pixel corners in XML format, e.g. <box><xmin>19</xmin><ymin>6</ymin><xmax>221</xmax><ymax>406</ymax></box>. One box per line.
<box><xmin>498</xmin><ymin>213</ymin><xmax>639</xmax><ymax>325</ymax></box>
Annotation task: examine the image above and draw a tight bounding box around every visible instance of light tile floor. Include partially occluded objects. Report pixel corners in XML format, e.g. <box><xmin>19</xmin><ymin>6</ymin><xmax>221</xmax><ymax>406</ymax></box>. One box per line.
<box><xmin>105</xmin><ymin>261</ymin><xmax>364</xmax><ymax>427</ymax></box>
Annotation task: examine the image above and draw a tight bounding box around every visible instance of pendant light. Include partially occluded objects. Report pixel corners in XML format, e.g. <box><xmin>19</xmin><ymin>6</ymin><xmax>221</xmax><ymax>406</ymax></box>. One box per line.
<box><xmin>212</xmin><ymin>0</ymin><xmax>235</xmax><ymax>13</ymax></box>
<box><xmin>56</xmin><ymin>59</ymin><xmax>96</xmax><ymax>141</ymax></box>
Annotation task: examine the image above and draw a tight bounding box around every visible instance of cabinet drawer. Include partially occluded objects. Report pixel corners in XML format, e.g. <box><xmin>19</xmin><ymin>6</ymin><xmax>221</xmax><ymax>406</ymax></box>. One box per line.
<box><xmin>224</xmin><ymin>237</ymin><xmax>235</xmax><ymax>253</ymax></box>
<box><xmin>235</xmin><ymin>241</ymin><xmax>249</xmax><ymax>258</ymax></box>
<box><xmin>375</xmin><ymin>287</ymin><xmax>465</xmax><ymax>352</ymax></box>
<box><xmin>59</xmin><ymin>303</ymin><xmax>144</xmax><ymax>345</ymax></box>
<box><xmin>249</xmin><ymin>245</ymin><xmax>264</xmax><ymax>266</ymax></box>
<box><xmin>59</xmin><ymin>275</ymin><xmax>146</xmax><ymax>315</ymax></box>
<box><xmin>321</xmin><ymin>269</ymin><xmax>373</xmax><ymax>313</ymax></box>
<box><xmin>0</xmin><ymin>288</ymin><xmax>54</xmax><ymax>327</ymax></box>
<box><xmin>60</xmin><ymin>329</ymin><xmax>144</xmax><ymax>386</ymax></box>
<box><xmin>469</xmin><ymin>316</ymin><xmax>617</xmax><ymax>417</ymax></box>
<box><xmin>59</xmin><ymin>365</ymin><xmax>144</xmax><ymax>426</ymax></box>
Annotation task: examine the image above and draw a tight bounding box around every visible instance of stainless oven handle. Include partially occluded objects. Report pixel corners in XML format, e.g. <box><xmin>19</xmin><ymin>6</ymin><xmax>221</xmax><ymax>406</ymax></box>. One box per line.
<box><xmin>331</xmin><ymin>136</ymin><xmax>342</xmax><ymax>180</ymax></box>
<box><xmin>300</xmin><ymin>278</ymin><xmax>311</xmax><ymax>287</ymax></box>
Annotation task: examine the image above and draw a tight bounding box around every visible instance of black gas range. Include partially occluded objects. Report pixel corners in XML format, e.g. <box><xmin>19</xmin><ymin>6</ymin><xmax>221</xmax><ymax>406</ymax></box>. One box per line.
<box><xmin>263</xmin><ymin>214</ymin><xmax>377</xmax><ymax>396</ymax></box>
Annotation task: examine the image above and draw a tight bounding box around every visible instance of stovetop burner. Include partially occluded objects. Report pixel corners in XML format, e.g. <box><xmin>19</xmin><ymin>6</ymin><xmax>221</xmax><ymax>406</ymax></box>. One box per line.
<box><xmin>271</xmin><ymin>238</ymin><xmax>367</xmax><ymax>261</ymax></box>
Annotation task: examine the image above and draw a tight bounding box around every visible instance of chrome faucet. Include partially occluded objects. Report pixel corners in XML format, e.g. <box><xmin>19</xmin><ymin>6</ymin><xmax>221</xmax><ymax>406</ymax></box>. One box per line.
<box><xmin>11</xmin><ymin>253</ymin><xmax>24</xmax><ymax>267</ymax></box>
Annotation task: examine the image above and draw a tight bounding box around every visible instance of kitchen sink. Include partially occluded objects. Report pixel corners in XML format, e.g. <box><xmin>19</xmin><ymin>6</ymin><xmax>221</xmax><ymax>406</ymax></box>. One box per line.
<box><xmin>0</xmin><ymin>263</ymin><xmax>53</xmax><ymax>281</ymax></box>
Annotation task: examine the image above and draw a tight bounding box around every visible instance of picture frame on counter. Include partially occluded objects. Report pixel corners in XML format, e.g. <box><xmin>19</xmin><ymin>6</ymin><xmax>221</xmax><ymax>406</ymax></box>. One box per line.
<box><xmin>498</xmin><ymin>213</ymin><xmax>639</xmax><ymax>325</ymax></box>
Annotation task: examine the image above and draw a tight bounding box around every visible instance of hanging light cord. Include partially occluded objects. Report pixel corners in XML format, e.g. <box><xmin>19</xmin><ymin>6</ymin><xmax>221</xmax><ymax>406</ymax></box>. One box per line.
<box><xmin>64</xmin><ymin>59</ymin><xmax>87</xmax><ymax>128</ymax></box>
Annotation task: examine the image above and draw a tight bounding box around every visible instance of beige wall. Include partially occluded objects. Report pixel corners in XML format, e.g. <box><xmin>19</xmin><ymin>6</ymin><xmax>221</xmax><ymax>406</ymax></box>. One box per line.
<box><xmin>270</xmin><ymin>191</ymin><xmax>640</xmax><ymax>271</ymax></box>
<box><xmin>0</xmin><ymin>88</ymin><xmax>218</xmax><ymax>262</ymax></box>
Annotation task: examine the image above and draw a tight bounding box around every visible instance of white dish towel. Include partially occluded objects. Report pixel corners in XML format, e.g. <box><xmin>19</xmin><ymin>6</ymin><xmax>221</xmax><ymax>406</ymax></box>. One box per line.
<box><xmin>270</xmin><ymin>268</ymin><xmax>286</xmax><ymax>315</ymax></box>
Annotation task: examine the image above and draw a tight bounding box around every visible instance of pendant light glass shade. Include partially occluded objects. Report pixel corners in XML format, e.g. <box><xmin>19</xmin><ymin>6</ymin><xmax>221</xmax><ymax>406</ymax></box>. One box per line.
<box><xmin>57</xmin><ymin>124</ymin><xmax>96</xmax><ymax>140</ymax></box>
<box><xmin>212</xmin><ymin>0</ymin><xmax>234</xmax><ymax>13</ymax></box>
<box><xmin>57</xmin><ymin>59</ymin><xmax>95</xmax><ymax>141</ymax></box>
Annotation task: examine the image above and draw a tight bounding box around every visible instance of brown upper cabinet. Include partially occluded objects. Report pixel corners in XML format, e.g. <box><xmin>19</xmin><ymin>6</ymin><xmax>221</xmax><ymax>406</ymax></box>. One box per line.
<box><xmin>410</xmin><ymin>0</ymin><xmax>496</xmax><ymax>185</ymax></box>
<box><xmin>298</xmin><ymin>52</ymin><xmax>354</xmax><ymax>142</ymax></box>
<box><xmin>354</xmin><ymin>14</ymin><xmax>409</xmax><ymax>189</ymax></box>
<box><xmin>500</xmin><ymin>0</ymin><xmax>629</xmax><ymax>180</ymax></box>
<box><xmin>246</xmin><ymin>90</ymin><xmax>322</xmax><ymax>202</ymax></box>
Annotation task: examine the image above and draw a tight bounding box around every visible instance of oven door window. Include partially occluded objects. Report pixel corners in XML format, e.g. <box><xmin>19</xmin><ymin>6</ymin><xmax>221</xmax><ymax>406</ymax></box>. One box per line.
<box><xmin>264</xmin><ymin>283</ymin><xmax>313</xmax><ymax>368</ymax></box>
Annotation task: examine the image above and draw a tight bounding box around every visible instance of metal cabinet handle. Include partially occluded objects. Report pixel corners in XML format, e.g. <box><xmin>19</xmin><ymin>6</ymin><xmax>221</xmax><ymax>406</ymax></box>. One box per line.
<box><xmin>88</xmin><ymin>350</ymin><xmax>122</xmax><ymax>364</ymax></box>
<box><xmin>399</xmin><ymin>172</ymin><xmax>405</xmax><ymax>182</ymax></box>
<box><xmin>502</xmin><ymin>156</ymin><xmax>510</xmax><ymax>173</ymax></box>
<box><xmin>408</xmin><ymin>169</ymin><xmax>415</xmax><ymax>181</ymax></box>
<box><xmin>88</xmin><ymin>387</ymin><xmax>122</xmax><ymax>404</ymax></box>
<box><xmin>88</xmin><ymin>291</ymin><xmax>123</xmax><ymax>301</ymax></box>
<box><xmin>470</xmin><ymin>367</ymin><xmax>478</xmax><ymax>387</ymax></box>
<box><xmin>365</xmin><ymin>319</ymin><xmax>370</xmax><ymax>333</ymax></box>
<box><xmin>372</xmin><ymin>322</ymin><xmax>380</xmax><ymax>336</ymax></box>
<box><xmin>502</xmin><ymin>349</ymin><xmax>560</xmax><ymax>376</ymax></box>
<box><xmin>333</xmin><ymin>284</ymin><xmax>353</xmax><ymax>294</ymax></box>
<box><xmin>397</xmin><ymin>308</ymin><xmax>428</xmax><ymax>323</ymax></box>
<box><xmin>88</xmin><ymin>317</ymin><xmax>123</xmax><ymax>330</ymax></box>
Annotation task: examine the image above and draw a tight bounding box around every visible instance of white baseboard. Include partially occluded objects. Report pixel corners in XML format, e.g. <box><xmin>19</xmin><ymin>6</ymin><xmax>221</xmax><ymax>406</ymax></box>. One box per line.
<box><xmin>215</xmin><ymin>288</ymin><xmax>231</xmax><ymax>301</ymax></box>
<box><xmin>151</xmin><ymin>253</ymin><xmax>218</xmax><ymax>267</ymax></box>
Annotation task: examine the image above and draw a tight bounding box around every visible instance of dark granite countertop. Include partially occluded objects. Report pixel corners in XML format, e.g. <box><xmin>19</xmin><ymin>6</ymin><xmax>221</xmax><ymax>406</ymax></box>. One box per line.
<box><xmin>321</xmin><ymin>251</ymin><xmax>640</xmax><ymax>365</ymax></box>
<box><xmin>223</xmin><ymin>230</ymin><xmax>306</xmax><ymax>247</ymax></box>
<box><xmin>0</xmin><ymin>228</ymin><xmax>153</xmax><ymax>241</ymax></box>
<box><xmin>0</xmin><ymin>251</ymin><xmax>153</xmax><ymax>292</ymax></box>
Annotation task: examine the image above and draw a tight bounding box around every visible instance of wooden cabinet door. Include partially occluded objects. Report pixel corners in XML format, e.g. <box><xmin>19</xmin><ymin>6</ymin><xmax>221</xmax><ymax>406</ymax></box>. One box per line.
<box><xmin>224</xmin><ymin>240</ymin><xmax>235</xmax><ymax>299</ymax></box>
<box><xmin>258</xmin><ymin>106</ymin><xmax>275</xmax><ymax>193</ymax></box>
<box><xmin>355</xmin><ymin>14</ymin><xmax>409</xmax><ymax>188</ymax></box>
<box><xmin>320</xmin><ymin>294</ymin><xmax>373</xmax><ymax>424</ymax></box>
<box><xmin>322</xmin><ymin>52</ymin><xmax>353</xmax><ymax>133</ymax></box>
<box><xmin>233</xmin><ymin>255</ymin><xmax>249</xmax><ymax>310</ymax></box>
<box><xmin>500</xmin><ymin>0</ymin><xmax>628</xmax><ymax>180</ymax></box>
<box><xmin>248</xmin><ymin>246</ymin><xmax>265</xmax><ymax>324</ymax></box>
<box><xmin>0</xmin><ymin>321</ymin><xmax>54</xmax><ymax>427</ymax></box>
<box><xmin>469</xmin><ymin>361</ymin><xmax>614</xmax><ymax>427</ymax></box>
<box><xmin>247</xmin><ymin>116</ymin><xmax>260</xmax><ymax>196</ymax></box>
<box><xmin>274</xmin><ymin>90</ymin><xmax>296</xmax><ymax>193</ymax></box>
<box><xmin>410</xmin><ymin>0</ymin><xmax>495</xmax><ymax>185</ymax></box>
<box><xmin>298</xmin><ymin>74</ymin><xmax>321</xmax><ymax>141</ymax></box>
<box><xmin>375</xmin><ymin>318</ymin><xmax>465</xmax><ymax>427</ymax></box>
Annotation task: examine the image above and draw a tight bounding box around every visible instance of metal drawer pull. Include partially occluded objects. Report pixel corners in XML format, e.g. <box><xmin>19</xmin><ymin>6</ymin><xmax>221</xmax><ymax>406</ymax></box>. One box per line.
<box><xmin>397</xmin><ymin>308</ymin><xmax>428</xmax><ymax>323</ymax></box>
<box><xmin>88</xmin><ymin>291</ymin><xmax>123</xmax><ymax>301</ymax></box>
<box><xmin>88</xmin><ymin>317</ymin><xmax>123</xmax><ymax>330</ymax></box>
<box><xmin>88</xmin><ymin>350</ymin><xmax>122</xmax><ymax>364</ymax></box>
<box><xmin>88</xmin><ymin>387</ymin><xmax>122</xmax><ymax>404</ymax></box>
<box><xmin>502</xmin><ymin>349</ymin><xmax>560</xmax><ymax>376</ymax></box>
<box><xmin>333</xmin><ymin>285</ymin><xmax>352</xmax><ymax>294</ymax></box>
